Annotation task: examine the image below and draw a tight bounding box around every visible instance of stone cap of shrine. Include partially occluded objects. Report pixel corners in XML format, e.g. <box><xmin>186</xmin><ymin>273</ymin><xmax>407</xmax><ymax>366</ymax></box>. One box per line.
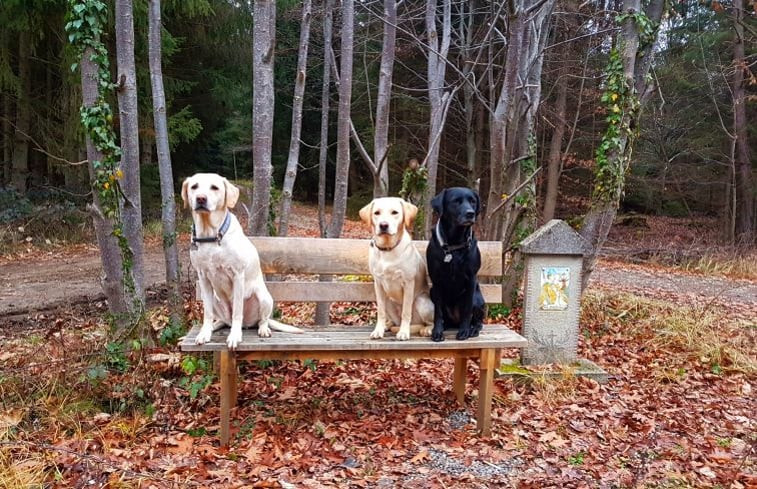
<box><xmin>519</xmin><ymin>219</ymin><xmax>587</xmax><ymax>256</ymax></box>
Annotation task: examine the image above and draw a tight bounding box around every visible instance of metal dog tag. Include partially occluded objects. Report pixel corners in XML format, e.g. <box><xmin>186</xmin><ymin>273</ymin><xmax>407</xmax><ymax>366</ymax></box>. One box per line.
<box><xmin>444</xmin><ymin>253</ymin><xmax>453</xmax><ymax>263</ymax></box>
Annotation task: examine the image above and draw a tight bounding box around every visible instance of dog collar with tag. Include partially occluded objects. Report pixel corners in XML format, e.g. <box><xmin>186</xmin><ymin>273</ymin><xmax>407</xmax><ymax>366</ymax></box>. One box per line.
<box><xmin>191</xmin><ymin>212</ymin><xmax>231</xmax><ymax>247</ymax></box>
<box><xmin>435</xmin><ymin>221</ymin><xmax>472</xmax><ymax>263</ymax></box>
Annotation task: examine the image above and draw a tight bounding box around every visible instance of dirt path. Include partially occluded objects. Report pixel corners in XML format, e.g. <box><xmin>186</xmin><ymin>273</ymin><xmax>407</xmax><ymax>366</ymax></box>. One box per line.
<box><xmin>2</xmin><ymin>241</ymin><xmax>756</xmax><ymax>318</ymax></box>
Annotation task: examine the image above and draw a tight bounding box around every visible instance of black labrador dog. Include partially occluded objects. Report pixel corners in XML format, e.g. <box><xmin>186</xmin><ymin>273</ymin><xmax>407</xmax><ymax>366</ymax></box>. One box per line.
<box><xmin>426</xmin><ymin>187</ymin><xmax>485</xmax><ymax>342</ymax></box>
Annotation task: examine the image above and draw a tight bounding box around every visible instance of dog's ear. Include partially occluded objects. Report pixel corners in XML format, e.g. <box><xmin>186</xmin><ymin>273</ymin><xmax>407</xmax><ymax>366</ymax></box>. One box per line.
<box><xmin>358</xmin><ymin>200</ymin><xmax>374</xmax><ymax>225</ymax></box>
<box><xmin>472</xmin><ymin>190</ymin><xmax>481</xmax><ymax>216</ymax></box>
<box><xmin>430</xmin><ymin>189</ymin><xmax>446</xmax><ymax>216</ymax></box>
<box><xmin>224</xmin><ymin>178</ymin><xmax>240</xmax><ymax>209</ymax></box>
<box><xmin>402</xmin><ymin>200</ymin><xmax>418</xmax><ymax>230</ymax></box>
<box><xmin>181</xmin><ymin>178</ymin><xmax>190</xmax><ymax>209</ymax></box>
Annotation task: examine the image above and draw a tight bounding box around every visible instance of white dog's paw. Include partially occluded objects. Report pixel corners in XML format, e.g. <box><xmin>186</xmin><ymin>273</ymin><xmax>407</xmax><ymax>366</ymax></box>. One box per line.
<box><xmin>370</xmin><ymin>325</ymin><xmax>385</xmax><ymax>339</ymax></box>
<box><xmin>227</xmin><ymin>327</ymin><xmax>243</xmax><ymax>350</ymax></box>
<box><xmin>419</xmin><ymin>326</ymin><xmax>433</xmax><ymax>337</ymax></box>
<box><xmin>257</xmin><ymin>321</ymin><xmax>272</xmax><ymax>338</ymax></box>
<box><xmin>396</xmin><ymin>327</ymin><xmax>411</xmax><ymax>341</ymax></box>
<box><xmin>195</xmin><ymin>325</ymin><xmax>213</xmax><ymax>345</ymax></box>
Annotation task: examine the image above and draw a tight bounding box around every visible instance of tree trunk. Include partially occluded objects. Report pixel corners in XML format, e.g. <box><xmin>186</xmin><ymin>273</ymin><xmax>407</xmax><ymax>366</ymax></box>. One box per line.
<box><xmin>462</xmin><ymin>0</ymin><xmax>477</xmax><ymax>187</ymax></box>
<box><xmin>579</xmin><ymin>0</ymin><xmax>666</xmax><ymax>291</ymax></box>
<box><xmin>315</xmin><ymin>0</ymin><xmax>334</xmax><ymax>326</ymax></box>
<box><xmin>115</xmin><ymin>0</ymin><xmax>146</xmax><ymax>311</ymax></box>
<box><xmin>149</xmin><ymin>0</ymin><xmax>182</xmax><ymax>324</ymax></box>
<box><xmin>423</xmin><ymin>0</ymin><xmax>452</xmax><ymax>235</ymax></box>
<box><xmin>317</xmin><ymin>0</ymin><xmax>333</xmax><ymax>238</ymax></box>
<box><xmin>278</xmin><ymin>0</ymin><xmax>312</xmax><ymax>237</ymax></box>
<box><xmin>2</xmin><ymin>91</ymin><xmax>11</xmax><ymax>185</ymax></box>
<box><xmin>732</xmin><ymin>0</ymin><xmax>754</xmax><ymax>244</ymax></box>
<box><xmin>80</xmin><ymin>46</ymin><xmax>130</xmax><ymax>316</ymax></box>
<box><xmin>11</xmin><ymin>30</ymin><xmax>31</xmax><ymax>194</ymax></box>
<box><xmin>484</xmin><ymin>10</ymin><xmax>524</xmax><ymax>241</ymax></box>
<box><xmin>250</xmin><ymin>0</ymin><xmax>277</xmax><ymax>236</ymax></box>
<box><xmin>542</xmin><ymin>56</ymin><xmax>569</xmax><ymax>222</ymax></box>
<box><xmin>372</xmin><ymin>0</ymin><xmax>396</xmax><ymax>198</ymax></box>
<box><xmin>326</xmin><ymin>0</ymin><xmax>354</xmax><ymax>239</ymax></box>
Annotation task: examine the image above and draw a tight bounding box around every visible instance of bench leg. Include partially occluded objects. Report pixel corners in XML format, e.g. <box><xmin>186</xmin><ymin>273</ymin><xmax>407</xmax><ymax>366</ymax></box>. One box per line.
<box><xmin>219</xmin><ymin>350</ymin><xmax>238</xmax><ymax>447</ymax></box>
<box><xmin>476</xmin><ymin>348</ymin><xmax>495</xmax><ymax>437</ymax></box>
<box><xmin>453</xmin><ymin>357</ymin><xmax>467</xmax><ymax>405</ymax></box>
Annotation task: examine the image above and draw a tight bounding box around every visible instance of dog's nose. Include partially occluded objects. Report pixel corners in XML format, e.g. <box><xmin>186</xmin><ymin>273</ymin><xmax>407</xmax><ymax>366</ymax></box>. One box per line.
<box><xmin>465</xmin><ymin>210</ymin><xmax>475</xmax><ymax>219</ymax></box>
<box><xmin>196</xmin><ymin>195</ymin><xmax>207</xmax><ymax>206</ymax></box>
<box><xmin>379</xmin><ymin>222</ymin><xmax>389</xmax><ymax>232</ymax></box>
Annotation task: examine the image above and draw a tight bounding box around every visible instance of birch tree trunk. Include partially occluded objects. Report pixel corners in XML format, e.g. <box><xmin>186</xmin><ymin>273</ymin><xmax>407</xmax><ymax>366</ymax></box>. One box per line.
<box><xmin>250</xmin><ymin>0</ymin><xmax>276</xmax><ymax>236</ymax></box>
<box><xmin>80</xmin><ymin>46</ymin><xmax>129</xmax><ymax>316</ymax></box>
<box><xmin>326</xmin><ymin>0</ymin><xmax>354</xmax><ymax>239</ymax></box>
<box><xmin>318</xmin><ymin>0</ymin><xmax>333</xmax><ymax>238</ymax></box>
<box><xmin>278</xmin><ymin>0</ymin><xmax>312</xmax><ymax>237</ymax></box>
<box><xmin>115</xmin><ymin>0</ymin><xmax>146</xmax><ymax>309</ymax></box>
<box><xmin>579</xmin><ymin>0</ymin><xmax>666</xmax><ymax>290</ymax></box>
<box><xmin>462</xmin><ymin>0</ymin><xmax>477</xmax><ymax>187</ymax></box>
<box><xmin>11</xmin><ymin>30</ymin><xmax>31</xmax><ymax>195</ymax></box>
<box><xmin>148</xmin><ymin>0</ymin><xmax>182</xmax><ymax>323</ymax></box>
<box><xmin>484</xmin><ymin>9</ymin><xmax>524</xmax><ymax>240</ymax></box>
<box><xmin>732</xmin><ymin>0</ymin><xmax>754</xmax><ymax>243</ymax></box>
<box><xmin>423</xmin><ymin>0</ymin><xmax>452</xmax><ymax>235</ymax></box>
<box><xmin>372</xmin><ymin>0</ymin><xmax>396</xmax><ymax>198</ymax></box>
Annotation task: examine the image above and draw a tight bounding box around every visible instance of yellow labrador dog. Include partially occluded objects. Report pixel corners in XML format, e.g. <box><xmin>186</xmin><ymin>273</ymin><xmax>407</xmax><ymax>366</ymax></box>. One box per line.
<box><xmin>359</xmin><ymin>197</ymin><xmax>434</xmax><ymax>341</ymax></box>
<box><xmin>182</xmin><ymin>173</ymin><xmax>302</xmax><ymax>349</ymax></box>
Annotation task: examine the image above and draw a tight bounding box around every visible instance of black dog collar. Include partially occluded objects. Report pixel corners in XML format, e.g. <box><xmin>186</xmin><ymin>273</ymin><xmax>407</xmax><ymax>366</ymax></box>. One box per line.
<box><xmin>192</xmin><ymin>212</ymin><xmax>231</xmax><ymax>247</ymax></box>
<box><xmin>435</xmin><ymin>221</ymin><xmax>472</xmax><ymax>262</ymax></box>
<box><xmin>370</xmin><ymin>238</ymin><xmax>401</xmax><ymax>252</ymax></box>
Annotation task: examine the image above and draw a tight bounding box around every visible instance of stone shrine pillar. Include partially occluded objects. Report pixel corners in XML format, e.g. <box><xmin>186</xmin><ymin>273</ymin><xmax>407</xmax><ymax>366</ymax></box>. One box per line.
<box><xmin>519</xmin><ymin>219</ymin><xmax>586</xmax><ymax>365</ymax></box>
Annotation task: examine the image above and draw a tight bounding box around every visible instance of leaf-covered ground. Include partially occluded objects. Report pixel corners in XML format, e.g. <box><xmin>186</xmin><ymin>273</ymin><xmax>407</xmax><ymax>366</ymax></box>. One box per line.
<box><xmin>0</xmin><ymin>210</ymin><xmax>755</xmax><ymax>488</ymax></box>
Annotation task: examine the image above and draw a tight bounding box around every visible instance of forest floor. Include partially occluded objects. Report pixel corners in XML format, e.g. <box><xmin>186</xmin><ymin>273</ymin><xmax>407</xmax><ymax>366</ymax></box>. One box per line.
<box><xmin>0</xmin><ymin>205</ymin><xmax>755</xmax><ymax>488</ymax></box>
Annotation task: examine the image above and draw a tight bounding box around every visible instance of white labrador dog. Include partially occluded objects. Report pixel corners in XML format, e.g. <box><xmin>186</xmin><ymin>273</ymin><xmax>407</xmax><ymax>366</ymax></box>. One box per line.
<box><xmin>359</xmin><ymin>197</ymin><xmax>434</xmax><ymax>341</ymax></box>
<box><xmin>182</xmin><ymin>173</ymin><xmax>302</xmax><ymax>349</ymax></box>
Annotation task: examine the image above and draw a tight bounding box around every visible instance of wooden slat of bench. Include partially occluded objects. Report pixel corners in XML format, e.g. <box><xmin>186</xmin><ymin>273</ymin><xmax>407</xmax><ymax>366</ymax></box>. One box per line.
<box><xmin>267</xmin><ymin>281</ymin><xmax>503</xmax><ymax>303</ymax></box>
<box><xmin>251</xmin><ymin>237</ymin><xmax>503</xmax><ymax>276</ymax></box>
<box><xmin>180</xmin><ymin>324</ymin><xmax>527</xmax><ymax>352</ymax></box>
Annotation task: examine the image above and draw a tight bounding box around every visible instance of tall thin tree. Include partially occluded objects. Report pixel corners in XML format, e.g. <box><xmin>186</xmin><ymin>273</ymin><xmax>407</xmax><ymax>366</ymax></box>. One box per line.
<box><xmin>326</xmin><ymin>0</ymin><xmax>354</xmax><ymax>239</ymax></box>
<box><xmin>732</xmin><ymin>0</ymin><xmax>754</xmax><ymax>243</ymax></box>
<box><xmin>115</xmin><ymin>0</ymin><xmax>146</xmax><ymax>310</ymax></box>
<box><xmin>250</xmin><ymin>0</ymin><xmax>277</xmax><ymax>236</ymax></box>
<box><xmin>423</xmin><ymin>0</ymin><xmax>452</xmax><ymax>234</ymax></box>
<box><xmin>316</xmin><ymin>0</ymin><xmax>335</xmax><ymax>326</ymax></box>
<box><xmin>11</xmin><ymin>31</ymin><xmax>30</xmax><ymax>194</ymax></box>
<box><xmin>278</xmin><ymin>0</ymin><xmax>312</xmax><ymax>237</ymax></box>
<box><xmin>148</xmin><ymin>0</ymin><xmax>182</xmax><ymax>323</ymax></box>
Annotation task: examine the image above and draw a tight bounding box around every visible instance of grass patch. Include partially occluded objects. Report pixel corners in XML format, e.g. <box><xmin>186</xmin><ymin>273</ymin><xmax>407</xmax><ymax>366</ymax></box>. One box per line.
<box><xmin>582</xmin><ymin>291</ymin><xmax>756</xmax><ymax>375</ymax></box>
<box><xmin>679</xmin><ymin>250</ymin><xmax>757</xmax><ymax>281</ymax></box>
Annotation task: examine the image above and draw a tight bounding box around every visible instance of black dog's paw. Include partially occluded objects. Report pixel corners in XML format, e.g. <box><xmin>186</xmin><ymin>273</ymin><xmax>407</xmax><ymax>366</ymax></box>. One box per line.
<box><xmin>456</xmin><ymin>328</ymin><xmax>472</xmax><ymax>341</ymax></box>
<box><xmin>470</xmin><ymin>322</ymin><xmax>482</xmax><ymax>338</ymax></box>
<box><xmin>431</xmin><ymin>327</ymin><xmax>445</xmax><ymax>342</ymax></box>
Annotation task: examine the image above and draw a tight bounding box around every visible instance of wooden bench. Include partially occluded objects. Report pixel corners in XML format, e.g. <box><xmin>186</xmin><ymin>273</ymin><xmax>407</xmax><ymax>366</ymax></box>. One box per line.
<box><xmin>180</xmin><ymin>237</ymin><xmax>528</xmax><ymax>446</ymax></box>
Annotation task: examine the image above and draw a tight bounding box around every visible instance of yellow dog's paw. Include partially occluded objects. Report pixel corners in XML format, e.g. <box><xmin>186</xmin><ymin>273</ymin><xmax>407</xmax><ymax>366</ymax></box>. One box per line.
<box><xmin>419</xmin><ymin>326</ymin><xmax>433</xmax><ymax>337</ymax></box>
<box><xmin>226</xmin><ymin>328</ymin><xmax>243</xmax><ymax>349</ymax></box>
<box><xmin>370</xmin><ymin>325</ymin><xmax>385</xmax><ymax>339</ymax></box>
<box><xmin>257</xmin><ymin>322</ymin><xmax>272</xmax><ymax>338</ymax></box>
<box><xmin>395</xmin><ymin>328</ymin><xmax>411</xmax><ymax>341</ymax></box>
<box><xmin>195</xmin><ymin>326</ymin><xmax>213</xmax><ymax>345</ymax></box>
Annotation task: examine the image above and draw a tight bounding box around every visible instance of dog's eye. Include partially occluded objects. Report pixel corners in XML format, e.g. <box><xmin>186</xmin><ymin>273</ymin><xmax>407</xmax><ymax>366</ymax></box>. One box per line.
<box><xmin>191</xmin><ymin>184</ymin><xmax>198</xmax><ymax>190</ymax></box>
<box><xmin>374</xmin><ymin>210</ymin><xmax>381</xmax><ymax>216</ymax></box>
<box><xmin>210</xmin><ymin>185</ymin><xmax>219</xmax><ymax>191</ymax></box>
<box><xmin>391</xmin><ymin>210</ymin><xmax>399</xmax><ymax>215</ymax></box>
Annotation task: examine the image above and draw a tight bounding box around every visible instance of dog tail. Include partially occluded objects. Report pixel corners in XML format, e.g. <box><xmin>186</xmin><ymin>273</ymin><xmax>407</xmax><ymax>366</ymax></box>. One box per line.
<box><xmin>268</xmin><ymin>319</ymin><xmax>304</xmax><ymax>334</ymax></box>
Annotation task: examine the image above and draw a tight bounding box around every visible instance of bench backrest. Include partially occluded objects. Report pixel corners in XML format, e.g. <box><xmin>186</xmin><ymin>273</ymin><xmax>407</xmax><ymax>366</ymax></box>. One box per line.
<box><xmin>251</xmin><ymin>237</ymin><xmax>503</xmax><ymax>304</ymax></box>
